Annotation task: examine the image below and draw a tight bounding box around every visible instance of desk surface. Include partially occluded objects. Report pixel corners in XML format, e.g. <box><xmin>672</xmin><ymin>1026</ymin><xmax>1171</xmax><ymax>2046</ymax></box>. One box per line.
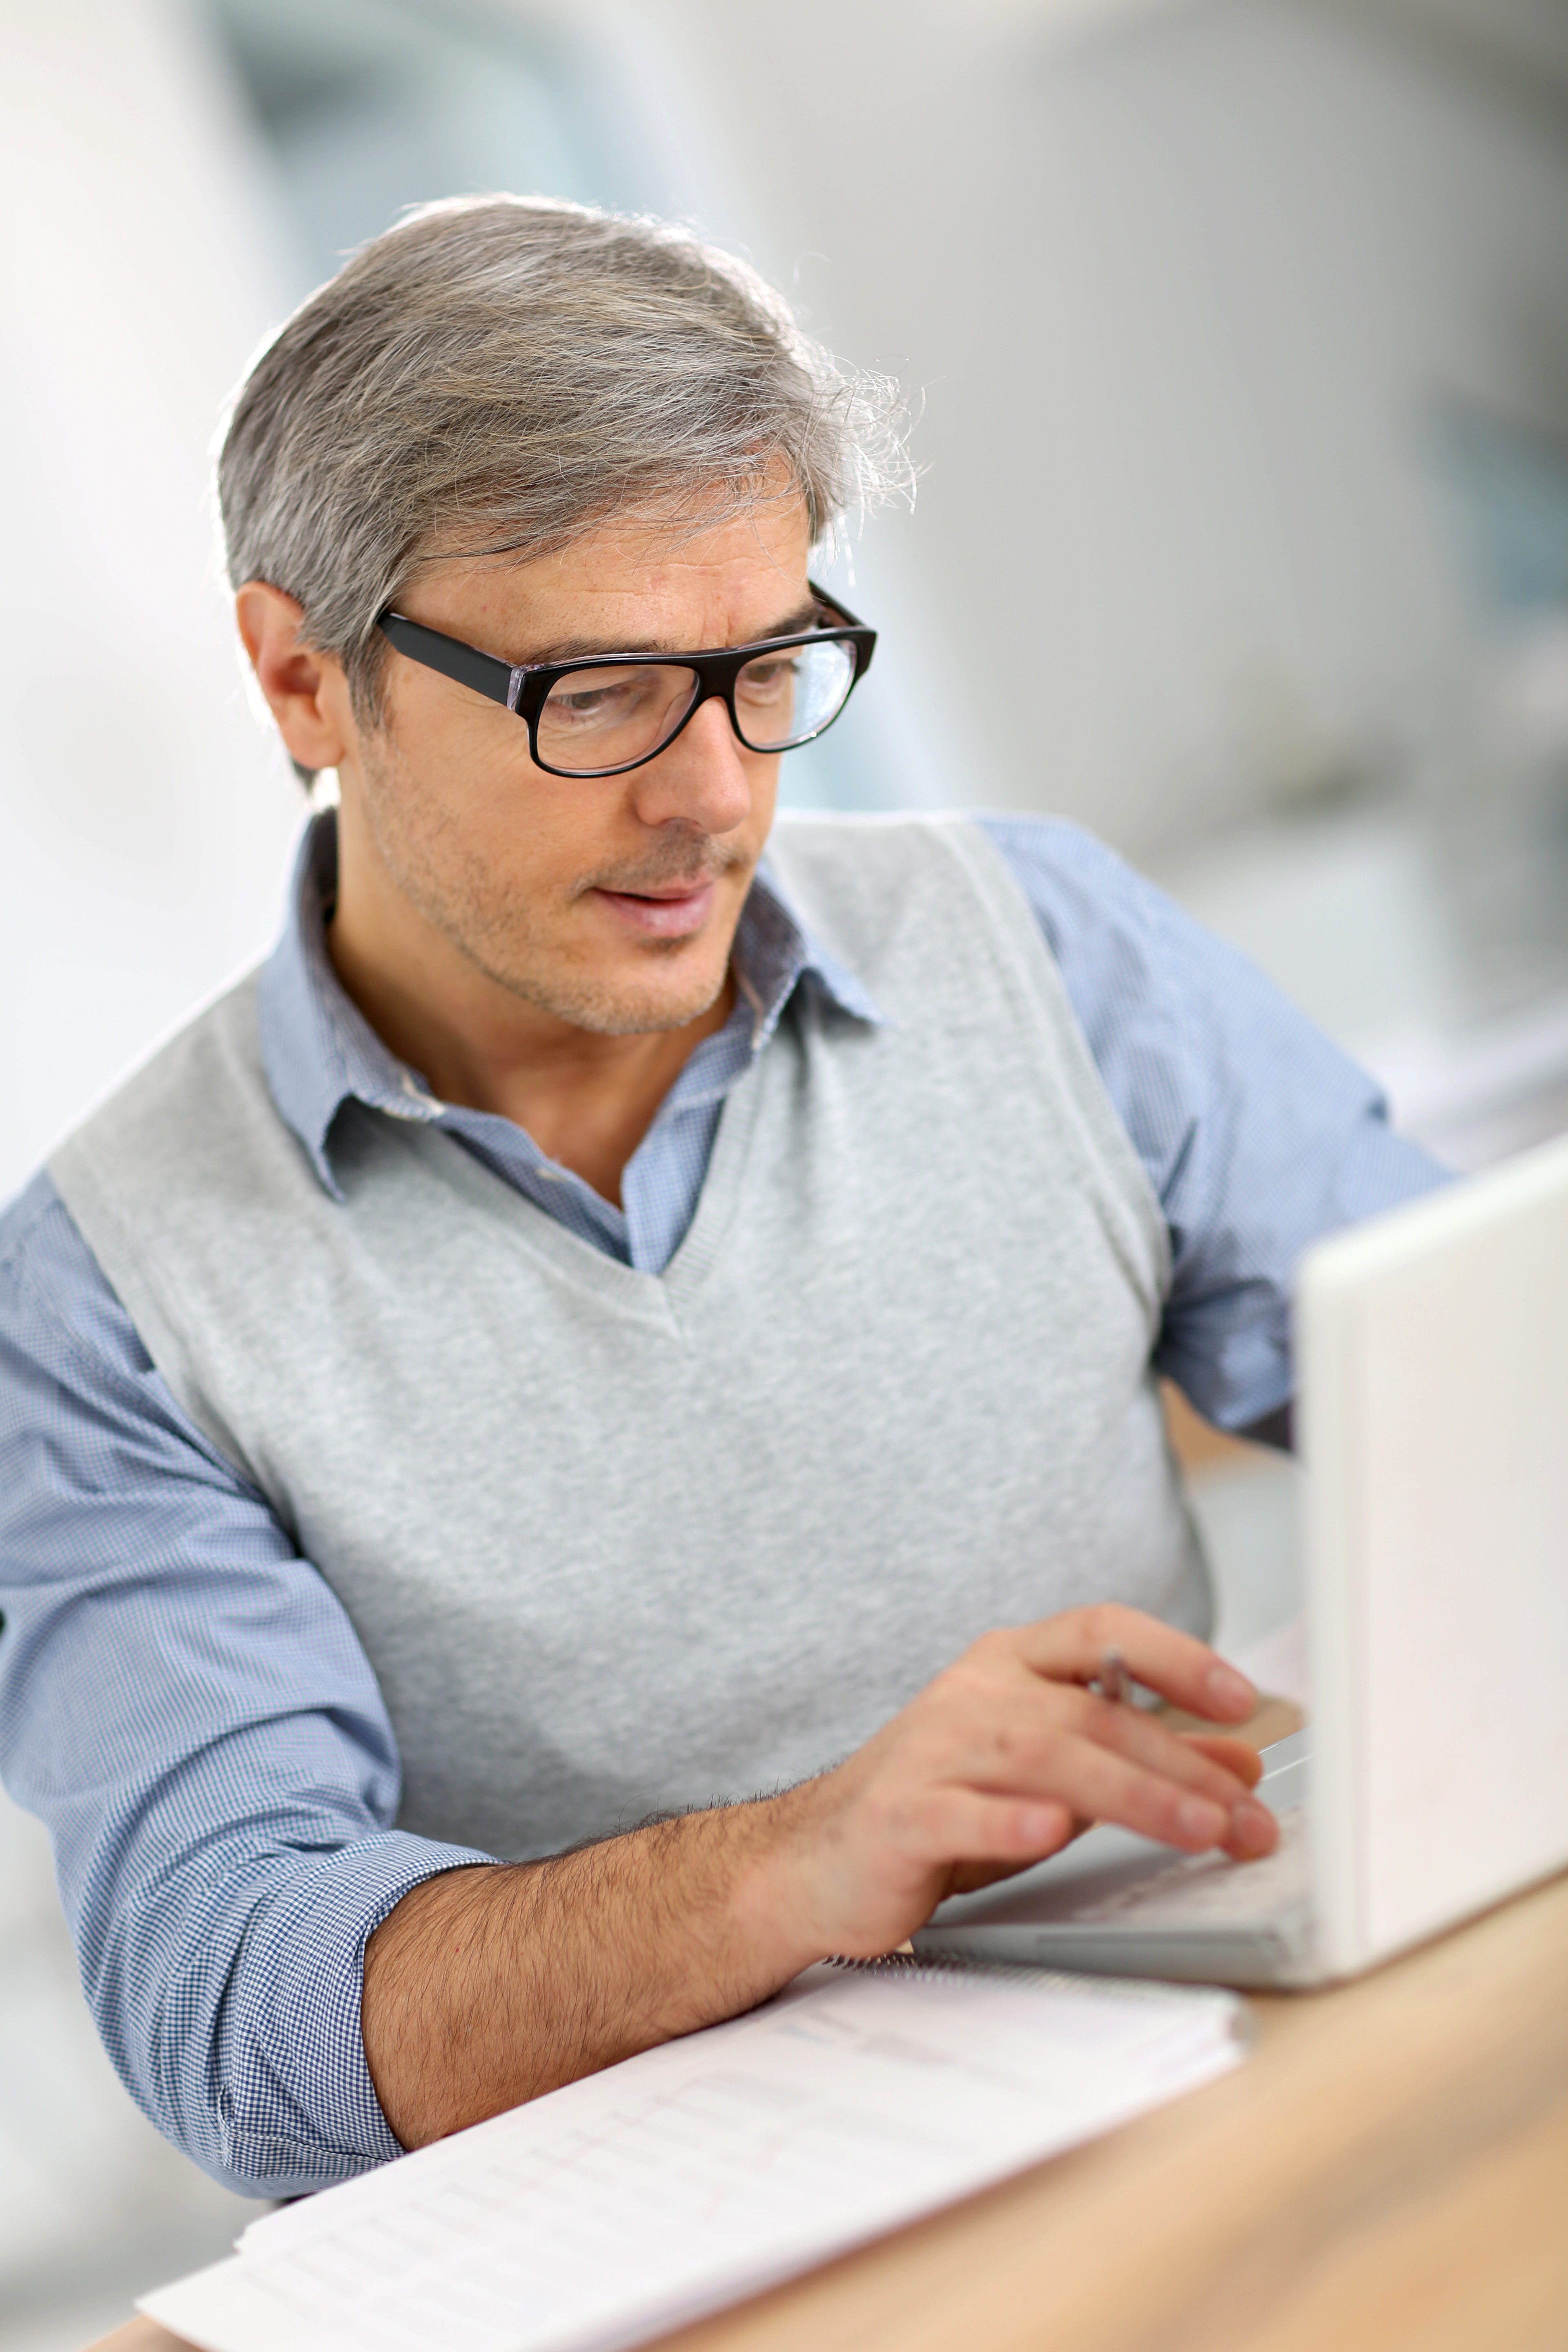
<box><xmin>89</xmin><ymin>1866</ymin><xmax>1568</xmax><ymax>2352</ymax></box>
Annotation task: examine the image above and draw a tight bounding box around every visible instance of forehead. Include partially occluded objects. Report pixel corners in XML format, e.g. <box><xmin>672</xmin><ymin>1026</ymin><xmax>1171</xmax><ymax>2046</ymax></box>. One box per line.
<box><xmin>412</xmin><ymin>494</ymin><xmax>814</xmax><ymax>659</ymax></box>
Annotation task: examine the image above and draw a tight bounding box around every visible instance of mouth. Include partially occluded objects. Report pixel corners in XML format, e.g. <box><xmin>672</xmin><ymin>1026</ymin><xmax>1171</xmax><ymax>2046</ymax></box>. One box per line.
<box><xmin>589</xmin><ymin>878</ymin><xmax>720</xmax><ymax>940</ymax></box>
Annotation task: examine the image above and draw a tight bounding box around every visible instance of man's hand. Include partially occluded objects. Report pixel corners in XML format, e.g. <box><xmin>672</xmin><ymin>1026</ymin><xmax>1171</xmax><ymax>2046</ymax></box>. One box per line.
<box><xmin>756</xmin><ymin>1604</ymin><xmax>1275</xmax><ymax>1962</ymax></box>
<box><xmin>363</xmin><ymin>1605</ymin><xmax>1273</xmax><ymax>2149</ymax></box>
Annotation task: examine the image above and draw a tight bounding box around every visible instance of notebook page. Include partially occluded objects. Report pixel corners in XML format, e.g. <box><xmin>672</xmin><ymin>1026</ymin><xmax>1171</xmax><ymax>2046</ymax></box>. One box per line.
<box><xmin>143</xmin><ymin>1963</ymin><xmax>1245</xmax><ymax>2352</ymax></box>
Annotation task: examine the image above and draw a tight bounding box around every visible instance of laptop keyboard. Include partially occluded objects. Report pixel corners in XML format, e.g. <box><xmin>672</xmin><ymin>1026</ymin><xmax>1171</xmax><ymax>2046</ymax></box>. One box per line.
<box><xmin>1068</xmin><ymin>1805</ymin><xmax>1310</xmax><ymax>1927</ymax></box>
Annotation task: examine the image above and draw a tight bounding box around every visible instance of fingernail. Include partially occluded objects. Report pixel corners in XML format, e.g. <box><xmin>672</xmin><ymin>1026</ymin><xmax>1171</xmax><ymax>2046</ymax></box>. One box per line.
<box><xmin>1205</xmin><ymin>1662</ymin><xmax>1254</xmax><ymax>1714</ymax></box>
<box><xmin>1230</xmin><ymin>1799</ymin><xmax>1275</xmax><ymax>1854</ymax></box>
<box><xmin>1176</xmin><ymin>1795</ymin><xmax>1225</xmax><ymax>1844</ymax></box>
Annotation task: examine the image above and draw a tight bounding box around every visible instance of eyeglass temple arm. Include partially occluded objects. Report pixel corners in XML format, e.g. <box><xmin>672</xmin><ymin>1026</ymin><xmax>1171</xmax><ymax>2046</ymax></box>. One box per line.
<box><xmin>806</xmin><ymin>582</ymin><xmax>874</xmax><ymax>676</ymax></box>
<box><xmin>808</xmin><ymin>580</ymin><xmax>866</xmax><ymax>628</ymax></box>
<box><xmin>377</xmin><ymin>612</ymin><xmax>519</xmax><ymax>708</ymax></box>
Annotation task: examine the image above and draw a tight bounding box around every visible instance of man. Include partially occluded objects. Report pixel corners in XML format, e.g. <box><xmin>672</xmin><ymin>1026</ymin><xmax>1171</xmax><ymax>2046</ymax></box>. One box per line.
<box><xmin>0</xmin><ymin>197</ymin><xmax>1445</xmax><ymax>2195</ymax></box>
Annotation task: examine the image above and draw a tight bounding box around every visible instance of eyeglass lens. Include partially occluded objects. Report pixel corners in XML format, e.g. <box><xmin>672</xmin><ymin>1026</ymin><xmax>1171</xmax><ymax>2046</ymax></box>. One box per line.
<box><xmin>535</xmin><ymin>638</ymin><xmax>857</xmax><ymax>773</ymax></box>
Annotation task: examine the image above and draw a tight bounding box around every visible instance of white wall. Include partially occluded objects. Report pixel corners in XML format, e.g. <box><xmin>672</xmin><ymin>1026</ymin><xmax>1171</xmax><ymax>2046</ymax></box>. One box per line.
<box><xmin>0</xmin><ymin>19</ymin><xmax>302</xmax><ymax>2335</ymax></box>
<box><xmin>0</xmin><ymin>0</ymin><xmax>303</xmax><ymax>1203</ymax></box>
<box><xmin>650</xmin><ymin>0</ymin><xmax>1568</xmax><ymax>851</ymax></box>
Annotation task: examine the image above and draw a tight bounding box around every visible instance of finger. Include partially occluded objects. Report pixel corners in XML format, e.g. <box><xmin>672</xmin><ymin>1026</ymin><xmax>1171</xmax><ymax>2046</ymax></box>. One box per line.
<box><xmin>1220</xmin><ymin>1803</ymin><xmax>1278</xmax><ymax>1859</ymax></box>
<box><xmin>1071</xmin><ymin>1706</ymin><xmax>1277</xmax><ymax>1854</ymax></box>
<box><xmin>942</xmin><ymin>1684</ymin><xmax>1265</xmax><ymax>1823</ymax></box>
<box><xmin>1016</xmin><ymin>1736</ymin><xmax>1272</xmax><ymax>1855</ymax></box>
<box><xmin>1175</xmin><ymin>1738</ymin><xmax>1278</xmax><ymax>1852</ymax></box>
<box><xmin>1180</xmin><ymin>1733</ymin><xmax>1265</xmax><ymax>1790</ymax></box>
<box><xmin>1004</xmin><ymin>1605</ymin><xmax>1257</xmax><ymax>1723</ymax></box>
<box><xmin>942</xmin><ymin>1706</ymin><xmax>1274</xmax><ymax>1858</ymax></box>
<box><xmin>907</xmin><ymin>1786</ymin><xmax>1079</xmax><ymax>1871</ymax></box>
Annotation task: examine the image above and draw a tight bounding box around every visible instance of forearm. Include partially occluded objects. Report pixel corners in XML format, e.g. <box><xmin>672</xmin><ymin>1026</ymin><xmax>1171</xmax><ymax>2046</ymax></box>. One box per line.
<box><xmin>361</xmin><ymin>1790</ymin><xmax>820</xmax><ymax>2149</ymax></box>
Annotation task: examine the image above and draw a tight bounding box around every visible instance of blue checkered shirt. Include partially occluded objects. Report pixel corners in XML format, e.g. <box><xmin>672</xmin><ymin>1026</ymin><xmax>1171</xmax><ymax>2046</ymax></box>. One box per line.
<box><xmin>0</xmin><ymin>812</ymin><xmax>1447</xmax><ymax>2196</ymax></box>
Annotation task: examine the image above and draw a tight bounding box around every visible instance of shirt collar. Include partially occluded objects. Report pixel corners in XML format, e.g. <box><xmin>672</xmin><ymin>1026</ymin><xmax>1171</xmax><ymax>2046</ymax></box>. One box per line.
<box><xmin>257</xmin><ymin>808</ymin><xmax>882</xmax><ymax>1199</ymax></box>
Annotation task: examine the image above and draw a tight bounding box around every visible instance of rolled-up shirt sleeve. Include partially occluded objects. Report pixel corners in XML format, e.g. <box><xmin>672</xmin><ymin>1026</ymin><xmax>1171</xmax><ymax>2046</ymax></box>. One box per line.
<box><xmin>0</xmin><ymin>1172</ymin><xmax>494</xmax><ymax>2198</ymax></box>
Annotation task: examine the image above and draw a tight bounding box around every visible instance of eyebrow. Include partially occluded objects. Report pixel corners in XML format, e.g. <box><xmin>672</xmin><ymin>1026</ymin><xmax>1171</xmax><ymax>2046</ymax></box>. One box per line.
<box><xmin>518</xmin><ymin>597</ymin><xmax>822</xmax><ymax>668</ymax></box>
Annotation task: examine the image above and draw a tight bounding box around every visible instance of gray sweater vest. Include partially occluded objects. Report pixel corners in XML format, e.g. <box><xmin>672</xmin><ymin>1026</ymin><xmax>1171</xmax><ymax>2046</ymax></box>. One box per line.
<box><xmin>51</xmin><ymin>816</ymin><xmax>1207</xmax><ymax>1859</ymax></box>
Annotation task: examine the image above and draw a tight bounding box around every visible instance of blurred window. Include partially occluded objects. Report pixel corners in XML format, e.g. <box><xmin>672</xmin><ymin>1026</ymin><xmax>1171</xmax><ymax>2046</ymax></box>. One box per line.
<box><xmin>1435</xmin><ymin>403</ymin><xmax>1568</xmax><ymax>624</ymax></box>
<box><xmin>203</xmin><ymin>0</ymin><xmax>617</xmax><ymax>296</ymax></box>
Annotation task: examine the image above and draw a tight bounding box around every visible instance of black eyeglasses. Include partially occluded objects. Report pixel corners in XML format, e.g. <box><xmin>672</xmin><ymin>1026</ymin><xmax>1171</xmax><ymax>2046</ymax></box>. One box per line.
<box><xmin>376</xmin><ymin>584</ymin><xmax>876</xmax><ymax>779</ymax></box>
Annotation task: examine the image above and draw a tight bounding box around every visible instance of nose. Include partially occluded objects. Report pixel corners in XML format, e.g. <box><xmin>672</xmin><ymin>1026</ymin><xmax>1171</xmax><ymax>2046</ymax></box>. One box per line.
<box><xmin>626</xmin><ymin>691</ymin><xmax>755</xmax><ymax>837</ymax></box>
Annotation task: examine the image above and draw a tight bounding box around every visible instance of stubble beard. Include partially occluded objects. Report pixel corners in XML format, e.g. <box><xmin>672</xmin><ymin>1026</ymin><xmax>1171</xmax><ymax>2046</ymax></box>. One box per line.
<box><xmin>360</xmin><ymin>739</ymin><xmax>751</xmax><ymax>1038</ymax></box>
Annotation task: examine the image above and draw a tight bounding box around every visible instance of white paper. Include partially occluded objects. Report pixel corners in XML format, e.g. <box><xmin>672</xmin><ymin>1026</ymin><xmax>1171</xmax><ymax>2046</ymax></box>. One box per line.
<box><xmin>142</xmin><ymin>1963</ymin><xmax>1245</xmax><ymax>2352</ymax></box>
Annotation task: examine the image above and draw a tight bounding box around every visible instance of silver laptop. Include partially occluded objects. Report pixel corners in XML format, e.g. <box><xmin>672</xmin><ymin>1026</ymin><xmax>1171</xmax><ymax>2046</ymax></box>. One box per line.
<box><xmin>914</xmin><ymin>1133</ymin><xmax>1568</xmax><ymax>1988</ymax></box>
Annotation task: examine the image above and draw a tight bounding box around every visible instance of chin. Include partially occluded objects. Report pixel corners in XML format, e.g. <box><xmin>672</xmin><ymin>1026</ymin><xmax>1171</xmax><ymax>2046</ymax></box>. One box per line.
<box><xmin>541</xmin><ymin>949</ymin><xmax>732</xmax><ymax>1038</ymax></box>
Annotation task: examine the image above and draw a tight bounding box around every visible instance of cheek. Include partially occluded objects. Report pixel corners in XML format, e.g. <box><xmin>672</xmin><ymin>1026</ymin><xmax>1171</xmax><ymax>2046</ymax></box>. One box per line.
<box><xmin>440</xmin><ymin>796</ymin><xmax>590</xmax><ymax>914</ymax></box>
<box><xmin>383</xmin><ymin>719</ymin><xmax>591</xmax><ymax>882</ymax></box>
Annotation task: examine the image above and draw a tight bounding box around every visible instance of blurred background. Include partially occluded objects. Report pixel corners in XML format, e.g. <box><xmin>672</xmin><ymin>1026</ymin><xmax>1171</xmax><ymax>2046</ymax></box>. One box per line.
<box><xmin>2</xmin><ymin>0</ymin><xmax>1566</xmax><ymax>2343</ymax></box>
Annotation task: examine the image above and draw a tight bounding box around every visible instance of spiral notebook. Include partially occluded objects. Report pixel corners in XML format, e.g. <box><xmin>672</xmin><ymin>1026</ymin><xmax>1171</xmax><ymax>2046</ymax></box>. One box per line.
<box><xmin>141</xmin><ymin>1959</ymin><xmax>1245</xmax><ymax>2352</ymax></box>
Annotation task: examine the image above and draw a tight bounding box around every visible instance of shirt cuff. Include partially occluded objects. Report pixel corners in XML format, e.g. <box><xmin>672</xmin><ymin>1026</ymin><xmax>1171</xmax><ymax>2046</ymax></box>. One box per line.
<box><xmin>208</xmin><ymin>1832</ymin><xmax>497</xmax><ymax>2197</ymax></box>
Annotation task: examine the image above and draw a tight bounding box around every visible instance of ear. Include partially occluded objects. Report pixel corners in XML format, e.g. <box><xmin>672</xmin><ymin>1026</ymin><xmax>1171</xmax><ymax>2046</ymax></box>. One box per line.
<box><xmin>235</xmin><ymin>582</ymin><xmax>355</xmax><ymax>773</ymax></box>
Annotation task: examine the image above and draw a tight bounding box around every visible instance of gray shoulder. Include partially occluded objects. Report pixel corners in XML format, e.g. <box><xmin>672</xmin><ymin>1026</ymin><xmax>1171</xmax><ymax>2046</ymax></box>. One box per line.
<box><xmin>48</xmin><ymin>972</ymin><xmax>275</xmax><ymax>1227</ymax></box>
<box><xmin>763</xmin><ymin>813</ymin><xmax>1029</xmax><ymax>977</ymax></box>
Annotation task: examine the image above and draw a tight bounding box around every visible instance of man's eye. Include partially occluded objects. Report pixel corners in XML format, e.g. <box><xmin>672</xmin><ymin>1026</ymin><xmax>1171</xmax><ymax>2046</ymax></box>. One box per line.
<box><xmin>737</xmin><ymin>658</ymin><xmax>798</xmax><ymax>697</ymax></box>
<box><xmin>547</xmin><ymin>675</ymin><xmax>660</xmax><ymax>726</ymax></box>
<box><xmin>553</xmin><ymin>687</ymin><xmax>625</xmax><ymax>720</ymax></box>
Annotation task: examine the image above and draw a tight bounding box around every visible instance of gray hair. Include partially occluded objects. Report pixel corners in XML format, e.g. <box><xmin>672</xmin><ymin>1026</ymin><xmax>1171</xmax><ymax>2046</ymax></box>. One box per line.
<box><xmin>216</xmin><ymin>196</ymin><xmax>911</xmax><ymax>780</ymax></box>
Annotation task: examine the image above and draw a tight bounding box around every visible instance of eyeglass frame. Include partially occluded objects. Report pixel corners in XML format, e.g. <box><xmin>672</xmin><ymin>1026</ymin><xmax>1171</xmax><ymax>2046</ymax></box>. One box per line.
<box><xmin>374</xmin><ymin>583</ymin><xmax>876</xmax><ymax>779</ymax></box>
